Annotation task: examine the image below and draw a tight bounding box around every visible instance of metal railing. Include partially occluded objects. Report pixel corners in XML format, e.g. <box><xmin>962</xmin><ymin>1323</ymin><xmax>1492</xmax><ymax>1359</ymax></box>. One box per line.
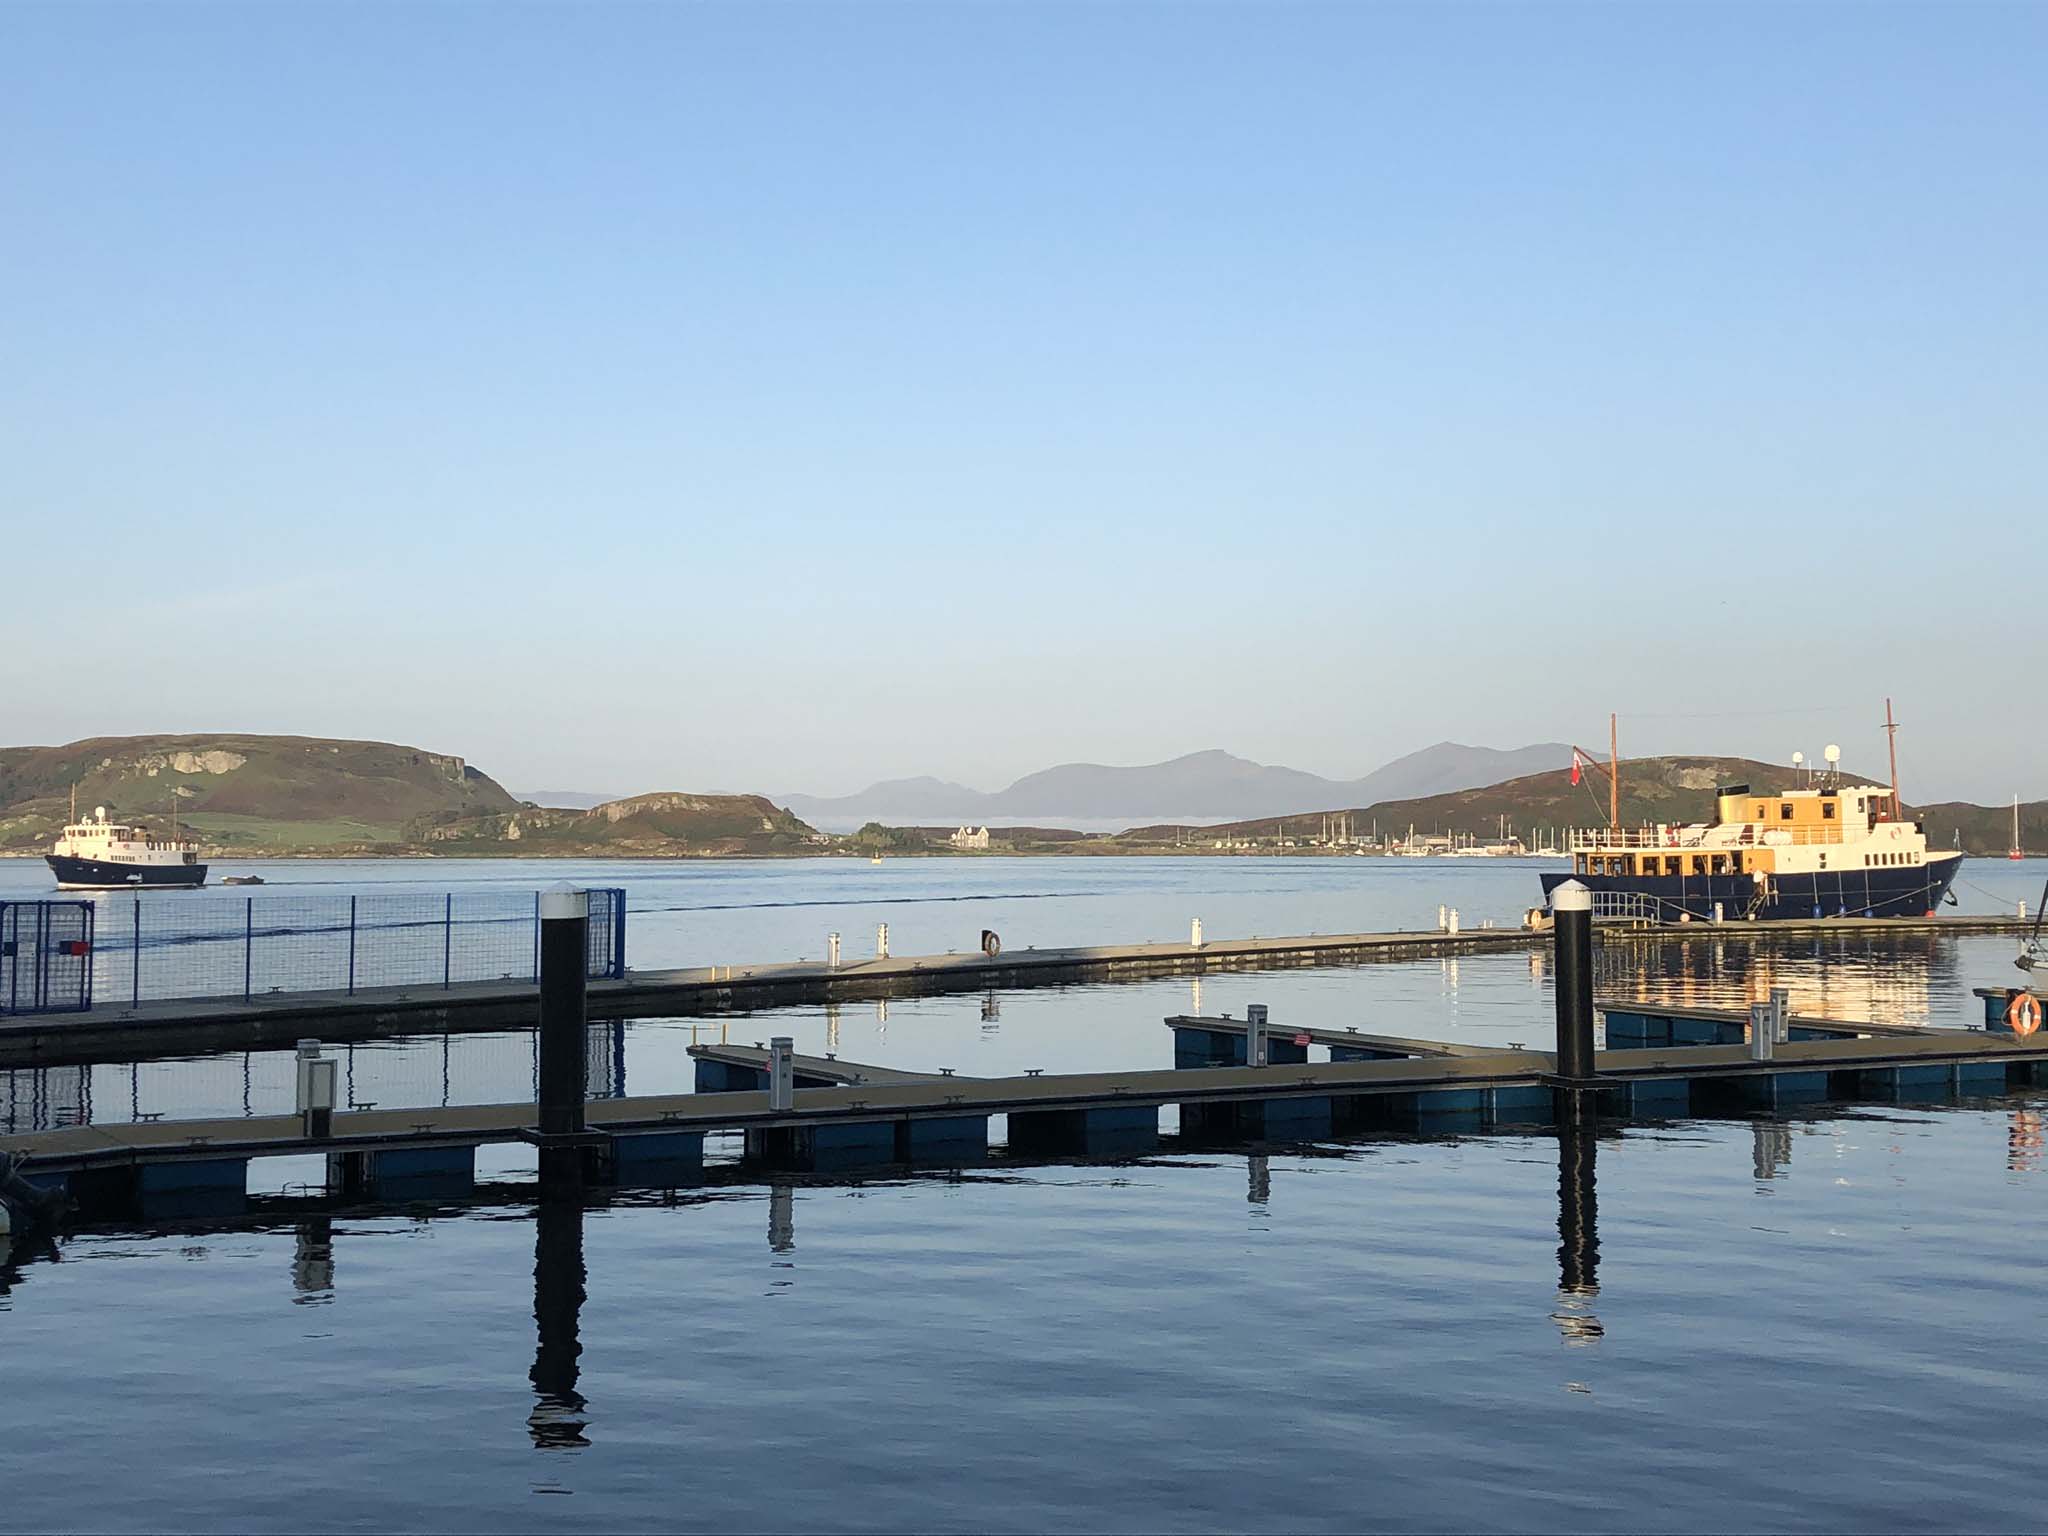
<box><xmin>0</xmin><ymin>902</ymin><xmax>96</xmax><ymax>1015</ymax></box>
<box><xmin>1</xmin><ymin>887</ymin><xmax>628</xmax><ymax>1015</ymax></box>
<box><xmin>1568</xmin><ymin>824</ymin><xmax>1847</xmax><ymax>851</ymax></box>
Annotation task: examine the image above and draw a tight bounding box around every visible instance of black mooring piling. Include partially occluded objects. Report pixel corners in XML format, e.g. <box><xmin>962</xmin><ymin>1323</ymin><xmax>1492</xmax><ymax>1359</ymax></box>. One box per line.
<box><xmin>537</xmin><ymin>885</ymin><xmax>589</xmax><ymax>1142</ymax></box>
<box><xmin>1551</xmin><ymin>879</ymin><xmax>1597</xmax><ymax>1124</ymax></box>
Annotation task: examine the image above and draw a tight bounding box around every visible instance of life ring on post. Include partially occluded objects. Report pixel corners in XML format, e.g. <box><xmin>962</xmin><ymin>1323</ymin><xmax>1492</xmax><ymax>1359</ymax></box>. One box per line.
<box><xmin>2007</xmin><ymin>991</ymin><xmax>2043</xmax><ymax>1039</ymax></box>
<box><xmin>981</xmin><ymin>929</ymin><xmax>1002</xmax><ymax>959</ymax></box>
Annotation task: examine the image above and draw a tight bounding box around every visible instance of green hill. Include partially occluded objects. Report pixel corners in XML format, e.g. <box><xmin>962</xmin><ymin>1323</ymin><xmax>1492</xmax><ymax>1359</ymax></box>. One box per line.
<box><xmin>416</xmin><ymin>792</ymin><xmax>823</xmax><ymax>856</ymax></box>
<box><xmin>1112</xmin><ymin>755</ymin><xmax>2033</xmax><ymax>848</ymax></box>
<box><xmin>0</xmin><ymin>733</ymin><xmax>521</xmax><ymax>852</ymax></box>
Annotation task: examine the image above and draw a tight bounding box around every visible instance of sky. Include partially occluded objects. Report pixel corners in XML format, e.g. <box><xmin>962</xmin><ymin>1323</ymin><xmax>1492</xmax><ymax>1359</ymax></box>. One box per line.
<box><xmin>3</xmin><ymin>2</ymin><xmax>2042</xmax><ymax>803</ymax></box>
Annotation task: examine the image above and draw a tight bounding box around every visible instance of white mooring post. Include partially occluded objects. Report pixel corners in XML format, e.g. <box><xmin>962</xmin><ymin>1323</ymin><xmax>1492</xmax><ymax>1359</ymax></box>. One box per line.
<box><xmin>1447</xmin><ymin>908</ymin><xmax>1460</xmax><ymax>935</ymax></box>
<box><xmin>827</xmin><ymin>932</ymin><xmax>841</xmax><ymax>970</ymax></box>
<box><xmin>1749</xmin><ymin>1002</ymin><xmax>1776</xmax><ymax>1061</ymax></box>
<box><xmin>1191</xmin><ymin>917</ymin><xmax>1204</xmax><ymax>949</ymax></box>
<box><xmin>1770</xmin><ymin>987</ymin><xmax>1790</xmax><ymax>1043</ymax></box>
<box><xmin>1438</xmin><ymin>905</ymin><xmax>1448</xmax><ymax>932</ymax></box>
<box><xmin>1246</xmin><ymin>1003</ymin><xmax>1269</xmax><ymax>1068</ymax></box>
<box><xmin>296</xmin><ymin>1038</ymin><xmax>336</xmax><ymax>1138</ymax></box>
<box><xmin>876</xmin><ymin>923</ymin><xmax>889</xmax><ymax>959</ymax></box>
<box><xmin>768</xmin><ymin>1036</ymin><xmax>794</xmax><ymax>1112</ymax></box>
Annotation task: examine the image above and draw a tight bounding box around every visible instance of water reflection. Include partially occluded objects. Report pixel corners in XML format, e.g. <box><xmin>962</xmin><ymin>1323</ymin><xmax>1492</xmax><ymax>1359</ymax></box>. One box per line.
<box><xmin>528</xmin><ymin>1192</ymin><xmax>589</xmax><ymax>1450</ymax></box>
<box><xmin>1246</xmin><ymin>1153</ymin><xmax>1270</xmax><ymax>1207</ymax></box>
<box><xmin>1597</xmin><ymin>932</ymin><xmax>1962</xmax><ymax>1029</ymax></box>
<box><xmin>291</xmin><ymin>1216</ymin><xmax>333</xmax><ymax>1303</ymax></box>
<box><xmin>2009</xmin><ymin>1108</ymin><xmax>2044</xmax><ymax>1174</ymax></box>
<box><xmin>1552</xmin><ymin>1128</ymin><xmax>1603</xmax><ymax>1346</ymax></box>
<box><xmin>1752</xmin><ymin>1124</ymin><xmax>1793</xmax><ymax>1181</ymax></box>
<box><xmin>768</xmin><ymin>1183</ymin><xmax>794</xmax><ymax>1254</ymax></box>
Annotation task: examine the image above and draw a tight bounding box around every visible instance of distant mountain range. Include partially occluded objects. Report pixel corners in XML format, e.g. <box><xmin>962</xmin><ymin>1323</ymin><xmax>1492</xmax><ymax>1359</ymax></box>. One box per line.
<box><xmin>778</xmin><ymin>743</ymin><xmax>1574</xmax><ymax>831</ymax></box>
<box><xmin>512</xmin><ymin>789</ymin><xmax>625</xmax><ymax>810</ymax></box>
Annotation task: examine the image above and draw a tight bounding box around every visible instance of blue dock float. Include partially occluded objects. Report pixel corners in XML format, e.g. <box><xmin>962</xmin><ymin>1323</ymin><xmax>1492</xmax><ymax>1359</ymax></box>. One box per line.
<box><xmin>744</xmin><ymin>1120</ymin><xmax>900</xmax><ymax>1171</ymax></box>
<box><xmin>608</xmin><ymin>1128</ymin><xmax>706</xmax><ymax>1185</ymax></box>
<box><xmin>1010</xmin><ymin>1105</ymin><xmax>1159</xmax><ymax>1157</ymax></box>
<box><xmin>1601</xmin><ymin>1005</ymin><xmax>1878</xmax><ymax>1049</ymax></box>
<box><xmin>896</xmin><ymin>1114</ymin><xmax>991</xmax><ymax>1162</ymax></box>
<box><xmin>330</xmin><ymin>1143</ymin><xmax>477</xmax><ymax>1199</ymax></box>
<box><xmin>1171</xmin><ymin>1025</ymin><xmax>1309</xmax><ymax>1069</ymax></box>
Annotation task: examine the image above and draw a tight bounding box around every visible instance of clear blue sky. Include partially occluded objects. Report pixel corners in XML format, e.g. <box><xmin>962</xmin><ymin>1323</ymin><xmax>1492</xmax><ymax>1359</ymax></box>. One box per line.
<box><xmin>4</xmin><ymin>2</ymin><xmax>2041</xmax><ymax>802</ymax></box>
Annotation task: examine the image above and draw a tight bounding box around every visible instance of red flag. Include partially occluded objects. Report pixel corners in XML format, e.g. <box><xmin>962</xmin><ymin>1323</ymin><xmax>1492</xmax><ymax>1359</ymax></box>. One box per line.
<box><xmin>1569</xmin><ymin>750</ymin><xmax>1582</xmax><ymax>786</ymax></box>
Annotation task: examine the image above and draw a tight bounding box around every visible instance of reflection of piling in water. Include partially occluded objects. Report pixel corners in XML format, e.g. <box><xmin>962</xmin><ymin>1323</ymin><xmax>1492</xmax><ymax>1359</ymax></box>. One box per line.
<box><xmin>1553</xmin><ymin>1128</ymin><xmax>1604</xmax><ymax>1344</ymax></box>
<box><xmin>291</xmin><ymin>1215</ymin><xmax>333</xmax><ymax>1302</ymax></box>
<box><xmin>1557</xmin><ymin>1130</ymin><xmax>1598</xmax><ymax>1295</ymax></box>
<box><xmin>529</xmin><ymin>1191</ymin><xmax>588</xmax><ymax>1450</ymax></box>
<box><xmin>1246</xmin><ymin>1153</ymin><xmax>1270</xmax><ymax>1207</ymax></box>
<box><xmin>1752</xmin><ymin>1123</ymin><xmax>1792</xmax><ymax>1181</ymax></box>
<box><xmin>769</xmin><ymin>1184</ymin><xmax>794</xmax><ymax>1254</ymax></box>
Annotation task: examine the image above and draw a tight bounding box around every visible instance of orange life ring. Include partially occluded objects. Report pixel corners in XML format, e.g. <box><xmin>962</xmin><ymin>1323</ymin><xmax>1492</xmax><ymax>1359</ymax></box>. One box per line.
<box><xmin>2008</xmin><ymin>992</ymin><xmax>2043</xmax><ymax>1039</ymax></box>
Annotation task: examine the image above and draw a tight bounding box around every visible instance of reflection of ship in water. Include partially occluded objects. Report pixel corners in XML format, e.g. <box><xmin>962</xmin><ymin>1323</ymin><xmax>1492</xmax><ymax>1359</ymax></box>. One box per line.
<box><xmin>2010</xmin><ymin>1109</ymin><xmax>2044</xmax><ymax>1175</ymax></box>
<box><xmin>1594</xmin><ymin>932</ymin><xmax>1959</xmax><ymax>1030</ymax></box>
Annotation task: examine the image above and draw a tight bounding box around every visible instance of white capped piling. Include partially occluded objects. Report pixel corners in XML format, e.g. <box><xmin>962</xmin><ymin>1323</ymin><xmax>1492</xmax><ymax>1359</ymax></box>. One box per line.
<box><xmin>767</xmin><ymin>1036</ymin><xmax>794</xmax><ymax>1112</ymax></box>
<box><xmin>1713</xmin><ymin>901</ymin><xmax>1724</xmax><ymax>923</ymax></box>
<box><xmin>876</xmin><ymin>923</ymin><xmax>889</xmax><ymax>959</ymax></box>
<box><xmin>1448</xmin><ymin>908</ymin><xmax>1461</xmax><ymax>934</ymax></box>
<box><xmin>1191</xmin><ymin>918</ymin><xmax>1204</xmax><ymax>949</ymax></box>
<box><xmin>827</xmin><ymin>932</ymin><xmax>841</xmax><ymax>970</ymax></box>
<box><xmin>1246</xmin><ymin>1003</ymin><xmax>1269</xmax><ymax>1068</ymax></box>
<box><xmin>1438</xmin><ymin>905</ymin><xmax>1448</xmax><ymax>932</ymax></box>
<box><xmin>295</xmin><ymin>1038</ymin><xmax>336</xmax><ymax>1139</ymax></box>
<box><xmin>537</xmin><ymin>884</ymin><xmax>590</xmax><ymax>1140</ymax></box>
<box><xmin>1550</xmin><ymin>881</ymin><xmax>1595</xmax><ymax>1082</ymax></box>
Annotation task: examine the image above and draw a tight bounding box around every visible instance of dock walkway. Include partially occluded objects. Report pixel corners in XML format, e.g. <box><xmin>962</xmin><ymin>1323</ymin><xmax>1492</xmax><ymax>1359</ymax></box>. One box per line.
<box><xmin>3</xmin><ymin>913</ymin><xmax>2031</xmax><ymax>1068</ymax></box>
<box><xmin>8</xmin><ymin>1021</ymin><xmax>2045</xmax><ymax>1209</ymax></box>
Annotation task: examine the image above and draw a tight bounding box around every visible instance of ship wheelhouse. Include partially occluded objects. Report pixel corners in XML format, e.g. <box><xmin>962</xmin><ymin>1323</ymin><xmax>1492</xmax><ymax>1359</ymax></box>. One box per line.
<box><xmin>1568</xmin><ymin>780</ymin><xmax>1928</xmax><ymax>881</ymax></box>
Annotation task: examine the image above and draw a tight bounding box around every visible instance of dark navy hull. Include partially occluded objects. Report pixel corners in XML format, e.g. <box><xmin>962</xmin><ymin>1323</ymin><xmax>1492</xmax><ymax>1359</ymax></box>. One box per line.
<box><xmin>1540</xmin><ymin>852</ymin><xmax>1961</xmax><ymax>922</ymax></box>
<box><xmin>46</xmin><ymin>854</ymin><xmax>207</xmax><ymax>890</ymax></box>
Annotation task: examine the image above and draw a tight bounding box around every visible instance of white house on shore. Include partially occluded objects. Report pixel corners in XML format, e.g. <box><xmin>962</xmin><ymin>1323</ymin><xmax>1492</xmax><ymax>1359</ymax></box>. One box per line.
<box><xmin>949</xmin><ymin>826</ymin><xmax>991</xmax><ymax>851</ymax></box>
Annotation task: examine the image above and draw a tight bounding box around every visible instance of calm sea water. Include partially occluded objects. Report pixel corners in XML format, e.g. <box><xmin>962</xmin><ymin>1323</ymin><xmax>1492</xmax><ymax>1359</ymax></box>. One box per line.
<box><xmin>2</xmin><ymin>857</ymin><xmax>2045</xmax><ymax>1531</ymax></box>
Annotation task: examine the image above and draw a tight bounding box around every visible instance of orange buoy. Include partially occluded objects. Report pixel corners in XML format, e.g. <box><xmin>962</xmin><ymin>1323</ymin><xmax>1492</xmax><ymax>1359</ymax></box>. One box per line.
<box><xmin>2008</xmin><ymin>991</ymin><xmax>2043</xmax><ymax>1039</ymax></box>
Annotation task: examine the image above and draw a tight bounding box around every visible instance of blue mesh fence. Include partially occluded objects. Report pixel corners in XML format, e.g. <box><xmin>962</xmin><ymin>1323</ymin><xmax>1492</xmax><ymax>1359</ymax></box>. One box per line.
<box><xmin>0</xmin><ymin>902</ymin><xmax>97</xmax><ymax>1015</ymax></box>
<box><xmin>42</xmin><ymin>887</ymin><xmax>628</xmax><ymax>1011</ymax></box>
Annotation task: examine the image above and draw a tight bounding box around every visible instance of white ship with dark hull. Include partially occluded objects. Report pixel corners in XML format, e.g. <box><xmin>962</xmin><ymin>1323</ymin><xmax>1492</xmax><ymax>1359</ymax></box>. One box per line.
<box><xmin>1541</xmin><ymin>774</ymin><xmax>1959</xmax><ymax>922</ymax></box>
<box><xmin>46</xmin><ymin>806</ymin><xmax>207</xmax><ymax>890</ymax></box>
